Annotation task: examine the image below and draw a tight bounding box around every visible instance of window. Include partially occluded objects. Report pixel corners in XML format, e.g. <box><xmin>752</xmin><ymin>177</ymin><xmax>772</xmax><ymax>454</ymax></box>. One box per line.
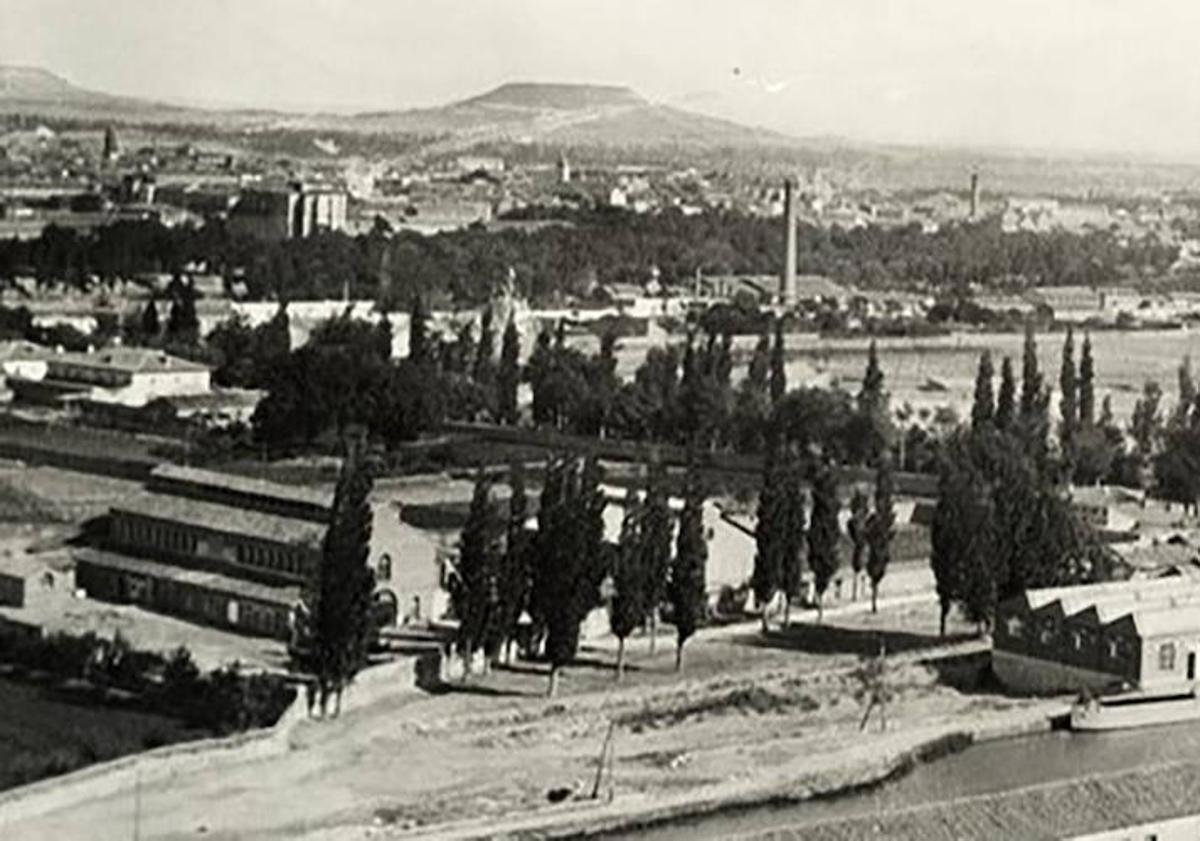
<box><xmin>1072</xmin><ymin>631</ymin><xmax>1083</xmax><ymax>651</ymax></box>
<box><xmin>1040</xmin><ymin>618</ymin><xmax>1056</xmax><ymax>644</ymax></box>
<box><xmin>1004</xmin><ymin>616</ymin><xmax>1023</xmax><ymax>639</ymax></box>
<box><xmin>1159</xmin><ymin>642</ymin><xmax>1176</xmax><ymax>672</ymax></box>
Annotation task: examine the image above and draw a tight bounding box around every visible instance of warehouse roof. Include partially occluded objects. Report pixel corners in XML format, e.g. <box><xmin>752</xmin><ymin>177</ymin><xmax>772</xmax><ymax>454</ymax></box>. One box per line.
<box><xmin>113</xmin><ymin>492</ymin><xmax>326</xmax><ymax>547</ymax></box>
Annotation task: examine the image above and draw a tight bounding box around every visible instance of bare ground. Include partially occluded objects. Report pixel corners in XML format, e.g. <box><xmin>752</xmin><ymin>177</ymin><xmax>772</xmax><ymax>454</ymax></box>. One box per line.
<box><xmin>1</xmin><ymin>598</ymin><xmax>1049</xmax><ymax>841</ymax></box>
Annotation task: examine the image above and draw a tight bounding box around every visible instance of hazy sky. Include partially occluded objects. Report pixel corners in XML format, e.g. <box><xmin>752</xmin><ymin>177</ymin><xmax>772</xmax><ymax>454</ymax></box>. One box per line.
<box><xmin>4</xmin><ymin>0</ymin><xmax>1200</xmax><ymax>159</ymax></box>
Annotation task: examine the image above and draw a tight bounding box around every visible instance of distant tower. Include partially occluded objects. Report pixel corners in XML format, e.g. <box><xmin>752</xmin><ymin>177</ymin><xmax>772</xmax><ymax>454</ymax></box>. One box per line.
<box><xmin>558</xmin><ymin>153</ymin><xmax>572</xmax><ymax>184</ymax></box>
<box><xmin>969</xmin><ymin>172</ymin><xmax>980</xmax><ymax>220</ymax></box>
<box><xmin>102</xmin><ymin>125</ymin><xmax>119</xmax><ymax>163</ymax></box>
<box><xmin>781</xmin><ymin>177</ymin><xmax>798</xmax><ymax>306</ymax></box>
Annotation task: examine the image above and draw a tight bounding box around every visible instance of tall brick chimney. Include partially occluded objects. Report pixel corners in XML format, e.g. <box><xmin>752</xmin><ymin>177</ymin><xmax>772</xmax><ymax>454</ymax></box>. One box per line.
<box><xmin>782</xmin><ymin>177</ymin><xmax>798</xmax><ymax>306</ymax></box>
<box><xmin>970</xmin><ymin>172</ymin><xmax>979</xmax><ymax>220</ymax></box>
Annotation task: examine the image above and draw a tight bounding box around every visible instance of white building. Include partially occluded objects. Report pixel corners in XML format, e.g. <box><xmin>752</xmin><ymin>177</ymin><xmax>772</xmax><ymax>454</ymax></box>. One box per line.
<box><xmin>10</xmin><ymin>347</ymin><xmax>212</xmax><ymax>407</ymax></box>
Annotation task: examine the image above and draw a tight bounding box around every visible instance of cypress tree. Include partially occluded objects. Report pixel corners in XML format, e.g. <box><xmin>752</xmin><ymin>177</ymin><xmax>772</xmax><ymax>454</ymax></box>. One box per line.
<box><xmin>857</xmin><ymin>339</ymin><xmax>891</xmax><ymax>464</ymax></box>
<box><xmin>971</xmin><ymin>351</ymin><xmax>995</xmax><ymax>431</ymax></box>
<box><xmin>454</xmin><ymin>472</ymin><xmax>505</xmax><ymax>676</ymax></box>
<box><xmin>167</xmin><ymin>280</ymin><xmax>199</xmax><ymax>342</ymax></box>
<box><xmin>752</xmin><ymin>450</ymin><xmax>785</xmax><ymax>631</ymax></box>
<box><xmin>496</xmin><ymin>462</ymin><xmax>531</xmax><ymax>663</ymax></box>
<box><xmin>995</xmin><ymin>356</ymin><xmax>1017</xmax><ymax>432</ymax></box>
<box><xmin>1059</xmin><ymin>327</ymin><xmax>1078</xmax><ymax>474</ymax></box>
<box><xmin>806</xmin><ymin>459</ymin><xmax>841</xmax><ymax>622</ymax></box>
<box><xmin>258</xmin><ymin>303</ymin><xmax>291</xmax><ymax>371</ymax></box>
<box><xmin>769</xmin><ymin>317</ymin><xmax>787</xmax><ymax>404</ymax></box>
<box><xmin>474</xmin><ymin>307</ymin><xmax>495</xmax><ymax>384</ymax></box>
<box><xmin>497</xmin><ymin>317</ymin><xmax>520</xmax><ymax>425</ymax></box>
<box><xmin>140</xmin><ymin>299</ymin><xmax>161</xmax><ymax>342</ymax></box>
<box><xmin>641</xmin><ymin>454</ymin><xmax>673</xmax><ymax>653</ymax></box>
<box><xmin>1018</xmin><ymin>322</ymin><xmax>1050</xmax><ymax>464</ymax></box>
<box><xmin>847</xmin><ymin>486</ymin><xmax>870</xmax><ymax>601</ymax></box>
<box><xmin>866</xmin><ymin>457</ymin><xmax>895</xmax><ymax>614</ymax></box>
<box><xmin>609</xmin><ymin>489</ymin><xmax>646</xmax><ymax>680</ymax></box>
<box><xmin>670</xmin><ymin>462</ymin><xmax>707</xmax><ymax>672</ymax></box>
<box><xmin>535</xmin><ymin>455</ymin><xmax>607</xmax><ymax>697</ymax></box>
<box><xmin>1078</xmin><ymin>333</ymin><xmax>1095</xmax><ymax>428</ymax></box>
<box><xmin>733</xmin><ymin>331</ymin><xmax>772</xmax><ymax>453</ymax></box>
<box><xmin>779</xmin><ymin>451</ymin><xmax>807</xmax><ymax>627</ymax></box>
<box><xmin>303</xmin><ymin>440</ymin><xmax>376</xmax><ymax>716</ymax></box>
<box><xmin>1181</xmin><ymin>356</ymin><xmax>1196</xmax><ymax>410</ymax></box>
<box><xmin>408</xmin><ymin>294</ymin><xmax>429</xmax><ymax>364</ymax></box>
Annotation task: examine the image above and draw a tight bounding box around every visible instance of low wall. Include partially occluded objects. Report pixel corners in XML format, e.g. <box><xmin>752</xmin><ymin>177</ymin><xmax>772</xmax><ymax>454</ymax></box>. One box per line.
<box><xmin>0</xmin><ymin>655</ymin><xmax>426</xmax><ymax>829</ymax></box>
<box><xmin>992</xmin><ymin>648</ymin><xmax>1121</xmax><ymax>695</ymax></box>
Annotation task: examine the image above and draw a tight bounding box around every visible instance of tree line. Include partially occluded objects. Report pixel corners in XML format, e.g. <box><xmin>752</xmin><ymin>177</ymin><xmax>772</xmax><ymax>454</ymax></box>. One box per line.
<box><xmin>450</xmin><ymin>453</ymin><xmax>708</xmax><ymax>695</ymax></box>
<box><xmin>0</xmin><ymin>208</ymin><xmax>1177</xmax><ymax>307</ymax></box>
<box><xmin>932</xmin><ymin>324</ymin><xmax>1115</xmax><ymax>631</ymax></box>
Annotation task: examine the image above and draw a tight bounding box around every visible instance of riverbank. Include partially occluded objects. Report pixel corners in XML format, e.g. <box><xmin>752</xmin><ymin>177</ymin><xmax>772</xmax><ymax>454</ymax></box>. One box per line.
<box><xmin>351</xmin><ymin>700</ymin><xmax>1067</xmax><ymax>841</ymax></box>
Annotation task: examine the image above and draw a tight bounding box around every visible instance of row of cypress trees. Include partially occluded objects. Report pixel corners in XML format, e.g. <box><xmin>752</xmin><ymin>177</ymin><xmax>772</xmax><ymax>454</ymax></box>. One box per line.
<box><xmin>452</xmin><ymin>454</ymin><xmax>710</xmax><ymax>695</ymax></box>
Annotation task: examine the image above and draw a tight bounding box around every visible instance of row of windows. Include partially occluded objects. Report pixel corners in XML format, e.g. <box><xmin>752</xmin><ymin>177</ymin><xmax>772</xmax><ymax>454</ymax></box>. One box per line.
<box><xmin>117</xmin><ymin>515</ymin><xmax>307</xmax><ymax>580</ymax></box>
<box><xmin>1006</xmin><ymin>615</ymin><xmax>1132</xmax><ymax>661</ymax></box>
<box><xmin>116</xmin><ymin>517</ymin><xmax>197</xmax><ymax>556</ymax></box>
<box><xmin>236</xmin><ymin>542</ymin><xmax>306</xmax><ymax>577</ymax></box>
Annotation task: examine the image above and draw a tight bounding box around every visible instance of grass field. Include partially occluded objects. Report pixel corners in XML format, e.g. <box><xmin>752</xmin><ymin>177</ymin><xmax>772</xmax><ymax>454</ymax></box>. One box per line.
<box><xmin>0</xmin><ymin>677</ymin><xmax>199</xmax><ymax>791</ymax></box>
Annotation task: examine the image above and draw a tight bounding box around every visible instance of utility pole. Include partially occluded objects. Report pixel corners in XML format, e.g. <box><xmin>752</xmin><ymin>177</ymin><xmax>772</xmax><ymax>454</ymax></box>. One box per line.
<box><xmin>132</xmin><ymin>769</ymin><xmax>142</xmax><ymax>841</ymax></box>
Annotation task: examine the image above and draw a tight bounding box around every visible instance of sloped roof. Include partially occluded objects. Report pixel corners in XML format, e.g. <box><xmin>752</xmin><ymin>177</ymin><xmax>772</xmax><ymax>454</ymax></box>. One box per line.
<box><xmin>150</xmin><ymin>463</ymin><xmax>334</xmax><ymax>510</ymax></box>
<box><xmin>113</xmin><ymin>492</ymin><xmax>326</xmax><ymax>547</ymax></box>
<box><xmin>53</xmin><ymin>346</ymin><xmax>210</xmax><ymax>374</ymax></box>
<box><xmin>75</xmin><ymin>547</ymin><xmax>301</xmax><ymax>605</ymax></box>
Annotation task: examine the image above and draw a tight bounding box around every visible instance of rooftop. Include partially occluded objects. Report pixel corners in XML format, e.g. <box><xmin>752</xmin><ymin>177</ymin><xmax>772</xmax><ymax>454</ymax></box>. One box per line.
<box><xmin>75</xmin><ymin>547</ymin><xmax>301</xmax><ymax>606</ymax></box>
<box><xmin>113</xmin><ymin>491</ymin><xmax>326</xmax><ymax>547</ymax></box>
<box><xmin>150</xmin><ymin>463</ymin><xmax>334</xmax><ymax>511</ymax></box>
<box><xmin>52</xmin><ymin>346</ymin><xmax>210</xmax><ymax>375</ymax></box>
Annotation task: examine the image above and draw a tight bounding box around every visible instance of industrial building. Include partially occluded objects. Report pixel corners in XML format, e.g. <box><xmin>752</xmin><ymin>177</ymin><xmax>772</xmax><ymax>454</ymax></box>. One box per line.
<box><xmin>74</xmin><ymin>464</ymin><xmax>447</xmax><ymax>640</ymax></box>
<box><xmin>993</xmin><ymin>578</ymin><xmax>1200</xmax><ymax>694</ymax></box>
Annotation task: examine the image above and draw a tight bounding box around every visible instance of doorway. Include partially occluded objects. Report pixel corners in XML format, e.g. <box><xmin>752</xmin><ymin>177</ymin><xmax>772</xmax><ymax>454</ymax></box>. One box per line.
<box><xmin>1187</xmin><ymin>652</ymin><xmax>1195</xmax><ymax>681</ymax></box>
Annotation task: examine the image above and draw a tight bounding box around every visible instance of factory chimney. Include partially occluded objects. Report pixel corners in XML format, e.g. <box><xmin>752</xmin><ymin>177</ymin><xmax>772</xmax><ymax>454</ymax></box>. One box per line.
<box><xmin>969</xmin><ymin>172</ymin><xmax>980</xmax><ymax>220</ymax></box>
<box><xmin>782</xmin><ymin>177</ymin><xmax>798</xmax><ymax>306</ymax></box>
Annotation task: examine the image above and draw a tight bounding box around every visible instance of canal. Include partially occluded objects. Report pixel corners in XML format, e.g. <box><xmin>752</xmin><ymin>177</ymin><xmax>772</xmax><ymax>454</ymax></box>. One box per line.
<box><xmin>623</xmin><ymin>721</ymin><xmax>1200</xmax><ymax>839</ymax></box>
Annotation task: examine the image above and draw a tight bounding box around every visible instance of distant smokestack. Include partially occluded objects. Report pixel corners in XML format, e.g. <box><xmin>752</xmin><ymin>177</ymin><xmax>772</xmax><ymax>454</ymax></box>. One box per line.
<box><xmin>782</xmin><ymin>177</ymin><xmax>798</xmax><ymax>306</ymax></box>
<box><xmin>970</xmin><ymin>172</ymin><xmax>979</xmax><ymax>220</ymax></box>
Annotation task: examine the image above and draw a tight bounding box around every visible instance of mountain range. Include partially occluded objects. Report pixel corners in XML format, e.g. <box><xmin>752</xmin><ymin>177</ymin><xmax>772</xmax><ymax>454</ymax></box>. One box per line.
<box><xmin>6</xmin><ymin>66</ymin><xmax>1200</xmax><ymax>195</ymax></box>
<box><xmin>0</xmin><ymin>66</ymin><xmax>797</xmax><ymax>151</ymax></box>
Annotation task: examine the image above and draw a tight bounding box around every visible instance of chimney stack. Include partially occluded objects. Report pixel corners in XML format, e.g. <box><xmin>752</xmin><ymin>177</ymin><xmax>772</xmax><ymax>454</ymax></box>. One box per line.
<box><xmin>969</xmin><ymin>172</ymin><xmax>980</xmax><ymax>220</ymax></box>
<box><xmin>782</xmin><ymin>177</ymin><xmax>798</xmax><ymax>306</ymax></box>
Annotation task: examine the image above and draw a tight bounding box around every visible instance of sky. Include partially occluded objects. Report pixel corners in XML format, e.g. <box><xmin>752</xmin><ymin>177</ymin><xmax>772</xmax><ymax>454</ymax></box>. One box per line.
<box><xmin>4</xmin><ymin>0</ymin><xmax>1200</xmax><ymax>160</ymax></box>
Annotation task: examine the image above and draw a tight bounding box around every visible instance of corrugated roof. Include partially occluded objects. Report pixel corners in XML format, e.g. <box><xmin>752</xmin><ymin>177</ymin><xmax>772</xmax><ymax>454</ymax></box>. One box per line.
<box><xmin>150</xmin><ymin>463</ymin><xmax>334</xmax><ymax>510</ymax></box>
<box><xmin>113</xmin><ymin>492</ymin><xmax>326</xmax><ymax>547</ymax></box>
<box><xmin>75</xmin><ymin>547</ymin><xmax>300</xmax><ymax>606</ymax></box>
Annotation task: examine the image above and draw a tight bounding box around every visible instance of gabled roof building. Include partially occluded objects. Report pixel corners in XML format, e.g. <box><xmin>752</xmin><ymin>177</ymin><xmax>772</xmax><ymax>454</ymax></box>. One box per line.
<box><xmin>993</xmin><ymin>579</ymin><xmax>1200</xmax><ymax>694</ymax></box>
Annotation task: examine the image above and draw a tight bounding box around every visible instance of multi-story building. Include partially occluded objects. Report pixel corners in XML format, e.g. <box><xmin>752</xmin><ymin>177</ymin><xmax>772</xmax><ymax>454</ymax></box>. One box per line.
<box><xmin>228</xmin><ymin>181</ymin><xmax>348</xmax><ymax>241</ymax></box>
<box><xmin>74</xmin><ymin>464</ymin><xmax>447</xmax><ymax>640</ymax></box>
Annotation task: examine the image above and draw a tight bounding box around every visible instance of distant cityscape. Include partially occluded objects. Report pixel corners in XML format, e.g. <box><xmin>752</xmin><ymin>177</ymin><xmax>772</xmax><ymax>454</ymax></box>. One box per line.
<box><xmin>4</xmin><ymin>34</ymin><xmax>1200</xmax><ymax>841</ymax></box>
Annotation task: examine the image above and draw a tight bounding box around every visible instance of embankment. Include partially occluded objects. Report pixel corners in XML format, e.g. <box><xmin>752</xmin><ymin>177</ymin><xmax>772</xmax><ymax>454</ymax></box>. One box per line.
<box><xmin>0</xmin><ymin>654</ymin><xmax>425</xmax><ymax>830</ymax></box>
<box><xmin>378</xmin><ymin>703</ymin><xmax>1066</xmax><ymax>841</ymax></box>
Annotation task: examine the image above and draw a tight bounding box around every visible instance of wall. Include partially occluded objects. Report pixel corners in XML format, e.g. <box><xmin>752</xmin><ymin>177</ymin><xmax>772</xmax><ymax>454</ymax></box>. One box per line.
<box><xmin>991</xmin><ymin>649</ymin><xmax>1125</xmax><ymax>694</ymax></box>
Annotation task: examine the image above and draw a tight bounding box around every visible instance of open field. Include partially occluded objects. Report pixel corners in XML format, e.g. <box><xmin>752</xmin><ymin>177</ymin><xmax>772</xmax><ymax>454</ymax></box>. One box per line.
<box><xmin>0</xmin><ymin>677</ymin><xmax>198</xmax><ymax>792</ymax></box>
<box><xmin>602</xmin><ymin>327</ymin><xmax>1200</xmax><ymax>427</ymax></box>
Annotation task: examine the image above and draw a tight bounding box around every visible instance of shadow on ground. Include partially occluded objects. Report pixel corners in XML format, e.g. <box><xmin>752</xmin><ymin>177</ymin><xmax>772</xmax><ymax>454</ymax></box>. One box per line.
<box><xmin>732</xmin><ymin>622</ymin><xmax>978</xmax><ymax>657</ymax></box>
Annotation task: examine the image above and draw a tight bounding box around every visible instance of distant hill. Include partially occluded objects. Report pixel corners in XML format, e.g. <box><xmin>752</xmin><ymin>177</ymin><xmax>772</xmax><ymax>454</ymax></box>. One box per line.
<box><xmin>0</xmin><ymin>69</ymin><xmax>798</xmax><ymax>152</ymax></box>
<box><xmin>5</xmin><ymin>67</ymin><xmax>1200</xmax><ymax>194</ymax></box>
<box><xmin>461</xmin><ymin>82</ymin><xmax>645</xmax><ymax>110</ymax></box>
